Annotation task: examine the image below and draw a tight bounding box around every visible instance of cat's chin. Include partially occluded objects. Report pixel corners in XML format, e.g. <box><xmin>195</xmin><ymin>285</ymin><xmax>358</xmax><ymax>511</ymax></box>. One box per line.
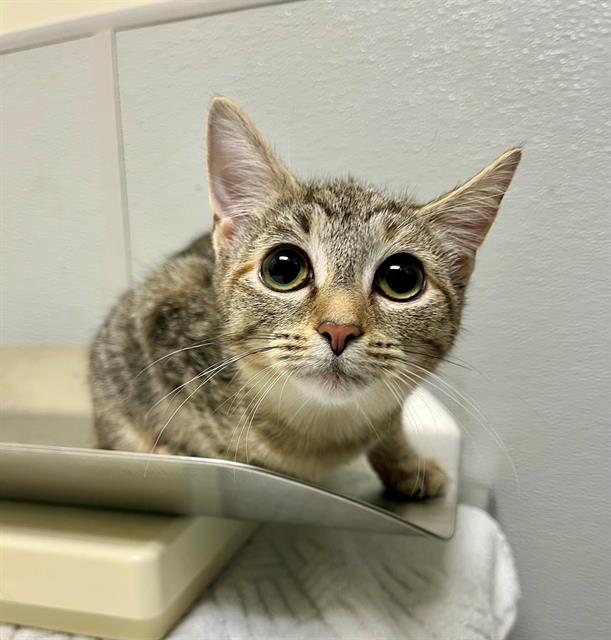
<box><xmin>299</xmin><ymin>370</ymin><xmax>369</xmax><ymax>402</ymax></box>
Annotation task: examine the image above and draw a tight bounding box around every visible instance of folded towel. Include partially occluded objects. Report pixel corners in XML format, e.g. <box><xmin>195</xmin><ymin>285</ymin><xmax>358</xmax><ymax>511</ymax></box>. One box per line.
<box><xmin>1</xmin><ymin>505</ymin><xmax>519</xmax><ymax>640</ymax></box>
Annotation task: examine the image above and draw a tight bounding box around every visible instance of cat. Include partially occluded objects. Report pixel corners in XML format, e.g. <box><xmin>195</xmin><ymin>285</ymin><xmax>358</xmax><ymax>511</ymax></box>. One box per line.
<box><xmin>90</xmin><ymin>97</ymin><xmax>521</xmax><ymax>499</ymax></box>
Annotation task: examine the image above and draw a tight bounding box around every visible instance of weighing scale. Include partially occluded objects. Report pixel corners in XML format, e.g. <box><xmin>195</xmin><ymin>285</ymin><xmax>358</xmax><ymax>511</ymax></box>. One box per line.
<box><xmin>0</xmin><ymin>348</ymin><xmax>462</xmax><ymax>639</ymax></box>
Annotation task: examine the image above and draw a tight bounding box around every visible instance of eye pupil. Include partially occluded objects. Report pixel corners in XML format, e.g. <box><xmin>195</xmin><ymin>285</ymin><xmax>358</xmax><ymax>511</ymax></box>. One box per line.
<box><xmin>375</xmin><ymin>253</ymin><xmax>424</xmax><ymax>301</ymax></box>
<box><xmin>269</xmin><ymin>253</ymin><xmax>301</xmax><ymax>285</ymax></box>
<box><xmin>261</xmin><ymin>247</ymin><xmax>310</xmax><ymax>291</ymax></box>
<box><xmin>386</xmin><ymin>263</ymin><xmax>416</xmax><ymax>294</ymax></box>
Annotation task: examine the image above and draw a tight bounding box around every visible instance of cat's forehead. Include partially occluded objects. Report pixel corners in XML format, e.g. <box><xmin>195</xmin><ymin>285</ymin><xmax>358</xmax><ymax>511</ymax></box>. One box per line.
<box><xmin>300</xmin><ymin>179</ymin><xmax>407</xmax><ymax>220</ymax></box>
<box><xmin>268</xmin><ymin>179</ymin><xmax>425</xmax><ymax>252</ymax></box>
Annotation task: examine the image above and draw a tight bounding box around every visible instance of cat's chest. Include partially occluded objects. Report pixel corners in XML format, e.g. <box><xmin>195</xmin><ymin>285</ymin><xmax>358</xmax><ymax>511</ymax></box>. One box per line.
<box><xmin>253</xmin><ymin>417</ymin><xmax>371</xmax><ymax>481</ymax></box>
<box><xmin>258</xmin><ymin>397</ymin><xmax>382</xmax><ymax>469</ymax></box>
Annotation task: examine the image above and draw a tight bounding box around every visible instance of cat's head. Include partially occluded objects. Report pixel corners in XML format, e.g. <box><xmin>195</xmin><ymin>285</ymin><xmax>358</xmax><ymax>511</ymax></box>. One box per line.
<box><xmin>207</xmin><ymin>97</ymin><xmax>520</xmax><ymax>414</ymax></box>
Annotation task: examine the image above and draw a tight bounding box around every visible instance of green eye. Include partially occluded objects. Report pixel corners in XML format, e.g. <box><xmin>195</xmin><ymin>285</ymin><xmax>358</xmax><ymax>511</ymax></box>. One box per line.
<box><xmin>375</xmin><ymin>253</ymin><xmax>425</xmax><ymax>301</ymax></box>
<box><xmin>260</xmin><ymin>246</ymin><xmax>311</xmax><ymax>292</ymax></box>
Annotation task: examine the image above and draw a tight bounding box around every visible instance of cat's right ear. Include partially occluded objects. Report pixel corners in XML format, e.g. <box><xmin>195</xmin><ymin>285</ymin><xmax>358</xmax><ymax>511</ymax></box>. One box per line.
<box><xmin>207</xmin><ymin>97</ymin><xmax>295</xmax><ymax>246</ymax></box>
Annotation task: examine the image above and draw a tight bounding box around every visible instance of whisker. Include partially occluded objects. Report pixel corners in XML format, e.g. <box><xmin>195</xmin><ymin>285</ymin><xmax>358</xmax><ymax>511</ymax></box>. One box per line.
<box><xmin>387</xmin><ymin>354</ymin><xmax>487</xmax><ymax>426</ymax></box>
<box><xmin>276</xmin><ymin>370</ymin><xmax>294</xmax><ymax>417</ymax></box>
<box><xmin>370</xmin><ymin>345</ymin><xmax>476</xmax><ymax>372</ymax></box>
<box><xmin>147</xmin><ymin>354</ymin><xmax>248</xmax><ymax>418</ymax></box>
<box><xmin>380</xmin><ymin>370</ymin><xmax>406</xmax><ymax>408</ymax></box>
<box><xmin>145</xmin><ymin>346</ymin><xmax>277</xmax><ymax>467</ymax></box>
<box><xmin>380</xmin><ymin>369</ymin><xmax>421</xmax><ymax>435</ymax></box>
<box><xmin>245</xmin><ymin>370</ymin><xmax>287</xmax><ymax>464</ymax></box>
<box><xmin>355</xmin><ymin>401</ymin><xmax>382</xmax><ymax>443</ymax></box>
<box><xmin>227</xmin><ymin>365</ymin><xmax>278</xmax><ymax>456</ymax></box>
<box><xmin>402</xmin><ymin>348</ymin><xmax>476</xmax><ymax>372</ymax></box>
<box><xmin>135</xmin><ymin>330</ymin><xmax>277</xmax><ymax>379</ymax></box>
<box><xmin>407</xmin><ymin>360</ymin><xmax>488</xmax><ymax>423</ymax></box>
<box><xmin>230</xmin><ymin>366</ymin><xmax>280</xmax><ymax>461</ymax></box>
<box><xmin>381</xmin><ymin>370</ymin><xmax>435</xmax><ymax>498</ymax></box>
<box><xmin>414</xmin><ymin>455</ymin><xmax>423</xmax><ymax>498</ymax></box>
<box><xmin>390</xmin><ymin>365</ymin><xmax>519</xmax><ymax>495</ymax></box>
<box><xmin>389</xmin><ymin>366</ymin><xmax>481</xmax><ymax>456</ymax></box>
<box><xmin>215</xmin><ymin>362</ymin><xmax>278</xmax><ymax>415</ymax></box>
<box><xmin>148</xmin><ymin>346</ymin><xmax>279</xmax><ymax>419</ymax></box>
<box><xmin>402</xmin><ymin>362</ymin><xmax>513</xmax><ymax>472</ymax></box>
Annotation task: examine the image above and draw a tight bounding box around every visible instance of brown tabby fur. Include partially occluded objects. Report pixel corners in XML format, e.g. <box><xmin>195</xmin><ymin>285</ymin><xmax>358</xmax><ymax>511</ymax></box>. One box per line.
<box><xmin>90</xmin><ymin>97</ymin><xmax>521</xmax><ymax>498</ymax></box>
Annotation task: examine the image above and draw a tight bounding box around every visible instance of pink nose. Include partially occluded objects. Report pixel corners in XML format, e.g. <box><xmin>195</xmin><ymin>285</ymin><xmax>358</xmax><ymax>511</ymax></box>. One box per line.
<box><xmin>317</xmin><ymin>322</ymin><xmax>361</xmax><ymax>355</ymax></box>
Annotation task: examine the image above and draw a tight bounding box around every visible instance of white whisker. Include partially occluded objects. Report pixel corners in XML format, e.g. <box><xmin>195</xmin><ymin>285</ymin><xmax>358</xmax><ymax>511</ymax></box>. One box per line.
<box><xmin>229</xmin><ymin>366</ymin><xmax>279</xmax><ymax>460</ymax></box>
<box><xmin>392</xmin><ymin>365</ymin><xmax>519</xmax><ymax>495</ymax></box>
<box><xmin>244</xmin><ymin>370</ymin><xmax>287</xmax><ymax>464</ymax></box>
<box><xmin>144</xmin><ymin>346</ymin><xmax>276</xmax><ymax>473</ymax></box>
<box><xmin>134</xmin><ymin>331</ymin><xmax>276</xmax><ymax>379</ymax></box>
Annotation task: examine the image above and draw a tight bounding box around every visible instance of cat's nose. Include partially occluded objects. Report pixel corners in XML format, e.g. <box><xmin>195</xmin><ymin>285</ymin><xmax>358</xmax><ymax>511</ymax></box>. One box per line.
<box><xmin>317</xmin><ymin>322</ymin><xmax>361</xmax><ymax>356</ymax></box>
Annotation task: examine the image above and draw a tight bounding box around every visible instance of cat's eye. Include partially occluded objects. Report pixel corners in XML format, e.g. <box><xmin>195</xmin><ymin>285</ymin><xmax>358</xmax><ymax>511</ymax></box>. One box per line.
<box><xmin>374</xmin><ymin>253</ymin><xmax>425</xmax><ymax>301</ymax></box>
<box><xmin>260</xmin><ymin>246</ymin><xmax>311</xmax><ymax>292</ymax></box>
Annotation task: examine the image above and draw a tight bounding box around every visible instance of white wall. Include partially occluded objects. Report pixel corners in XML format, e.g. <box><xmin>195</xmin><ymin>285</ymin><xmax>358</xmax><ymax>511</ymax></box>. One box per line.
<box><xmin>0</xmin><ymin>37</ymin><xmax>128</xmax><ymax>345</ymax></box>
<box><xmin>1</xmin><ymin>1</ymin><xmax>610</xmax><ymax>639</ymax></box>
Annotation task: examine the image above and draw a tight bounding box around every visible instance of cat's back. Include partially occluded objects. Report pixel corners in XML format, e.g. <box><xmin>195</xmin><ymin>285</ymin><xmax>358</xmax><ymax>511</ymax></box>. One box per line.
<box><xmin>174</xmin><ymin>232</ymin><xmax>215</xmax><ymax>262</ymax></box>
<box><xmin>90</xmin><ymin>233</ymin><xmax>219</xmax><ymax>431</ymax></box>
<box><xmin>92</xmin><ymin>231</ymin><xmax>217</xmax><ymax>367</ymax></box>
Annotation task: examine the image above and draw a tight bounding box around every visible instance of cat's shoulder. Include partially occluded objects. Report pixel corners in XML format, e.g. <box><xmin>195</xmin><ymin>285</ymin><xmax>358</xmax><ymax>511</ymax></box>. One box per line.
<box><xmin>141</xmin><ymin>238</ymin><xmax>214</xmax><ymax>306</ymax></box>
<box><xmin>132</xmin><ymin>237</ymin><xmax>217</xmax><ymax>345</ymax></box>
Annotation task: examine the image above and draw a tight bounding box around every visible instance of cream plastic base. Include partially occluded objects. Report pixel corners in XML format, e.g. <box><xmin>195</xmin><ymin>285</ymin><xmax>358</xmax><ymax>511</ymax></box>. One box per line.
<box><xmin>0</xmin><ymin>500</ymin><xmax>256</xmax><ymax>639</ymax></box>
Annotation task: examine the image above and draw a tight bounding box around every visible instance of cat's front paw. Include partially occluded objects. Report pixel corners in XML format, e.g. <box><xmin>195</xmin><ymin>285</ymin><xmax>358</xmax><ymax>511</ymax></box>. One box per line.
<box><xmin>383</xmin><ymin>458</ymin><xmax>448</xmax><ymax>500</ymax></box>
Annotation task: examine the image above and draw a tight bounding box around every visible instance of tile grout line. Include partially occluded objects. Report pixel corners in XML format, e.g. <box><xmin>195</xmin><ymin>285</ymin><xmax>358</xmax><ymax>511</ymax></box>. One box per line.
<box><xmin>108</xmin><ymin>28</ymin><xmax>134</xmax><ymax>288</ymax></box>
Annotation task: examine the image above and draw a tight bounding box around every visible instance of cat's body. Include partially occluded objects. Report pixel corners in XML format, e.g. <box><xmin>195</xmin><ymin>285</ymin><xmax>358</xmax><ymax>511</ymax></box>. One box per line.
<box><xmin>91</xmin><ymin>230</ymin><xmax>381</xmax><ymax>480</ymax></box>
<box><xmin>90</xmin><ymin>98</ymin><xmax>521</xmax><ymax>497</ymax></box>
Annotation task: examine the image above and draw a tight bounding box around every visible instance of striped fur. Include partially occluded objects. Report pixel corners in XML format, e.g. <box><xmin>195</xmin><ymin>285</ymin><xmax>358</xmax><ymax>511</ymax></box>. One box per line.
<box><xmin>90</xmin><ymin>98</ymin><xmax>521</xmax><ymax>497</ymax></box>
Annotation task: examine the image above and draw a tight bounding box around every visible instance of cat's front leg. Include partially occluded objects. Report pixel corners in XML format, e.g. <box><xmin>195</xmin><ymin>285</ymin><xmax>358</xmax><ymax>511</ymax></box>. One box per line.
<box><xmin>368</xmin><ymin>416</ymin><xmax>447</xmax><ymax>499</ymax></box>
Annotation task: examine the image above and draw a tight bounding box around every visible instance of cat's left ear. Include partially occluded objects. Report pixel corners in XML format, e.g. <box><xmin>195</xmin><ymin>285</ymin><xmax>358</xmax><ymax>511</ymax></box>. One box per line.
<box><xmin>419</xmin><ymin>148</ymin><xmax>522</xmax><ymax>282</ymax></box>
<box><xmin>207</xmin><ymin>97</ymin><xmax>296</xmax><ymax>246</ymax></box>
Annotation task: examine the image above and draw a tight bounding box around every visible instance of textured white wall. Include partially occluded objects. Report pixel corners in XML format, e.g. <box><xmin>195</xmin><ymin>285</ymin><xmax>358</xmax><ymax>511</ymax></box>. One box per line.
<box><xmin>115</xmin><ymin>2</ymin><xmax>610</xmax><ymax>639</ymax></box>
<box><xmin>0</xmin><ymin>37</ymin><xmax>128</xmax><ymax>345</ymax></box>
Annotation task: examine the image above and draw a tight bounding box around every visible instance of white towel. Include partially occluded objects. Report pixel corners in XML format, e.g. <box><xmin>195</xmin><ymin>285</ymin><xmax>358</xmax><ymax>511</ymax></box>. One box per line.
<box><xmin>1</xmin><ymin>505</ymin><xmax>519</xmax><ymax>640</ymax></box>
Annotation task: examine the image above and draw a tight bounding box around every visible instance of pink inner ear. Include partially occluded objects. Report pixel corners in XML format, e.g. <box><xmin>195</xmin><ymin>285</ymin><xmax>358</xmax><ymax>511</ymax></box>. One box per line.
<box><xmin>218</xmin><ymin>217</ymin><xmax>235</xmax><ymax>240</ymax></box>
<box><xmin>432</xmin><ymin>207</ymin><xmax>497</xmax><ymax>282</ymax></box>
<box><xmin>209</xmin><ymin>173</ymin><xmax>236</xmax><ymax>220</ymax></box>
<box><xmin>450</xmin><ymin>247</ymin><xmax>477</xmax><ymax>281</ymax></box>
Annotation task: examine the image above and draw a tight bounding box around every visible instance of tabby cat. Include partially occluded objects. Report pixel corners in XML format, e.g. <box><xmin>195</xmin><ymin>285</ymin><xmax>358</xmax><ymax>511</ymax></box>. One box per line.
<box><xmin>90</xmin><ymin>97</ymin><xmax>521</xmax><ymax>498</ymax></box>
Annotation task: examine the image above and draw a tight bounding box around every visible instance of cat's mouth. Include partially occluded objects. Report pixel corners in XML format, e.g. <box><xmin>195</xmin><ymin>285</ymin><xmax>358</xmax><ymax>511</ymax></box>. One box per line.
<box><xmin>309</xmin><ymin>370</ymin><xmax>348</xmax><ymax>390</ymax></box>
<box><xmin>301</xmin><ymin>362</ymin><xmax>368</xmax><ymax>393</ymax></box>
